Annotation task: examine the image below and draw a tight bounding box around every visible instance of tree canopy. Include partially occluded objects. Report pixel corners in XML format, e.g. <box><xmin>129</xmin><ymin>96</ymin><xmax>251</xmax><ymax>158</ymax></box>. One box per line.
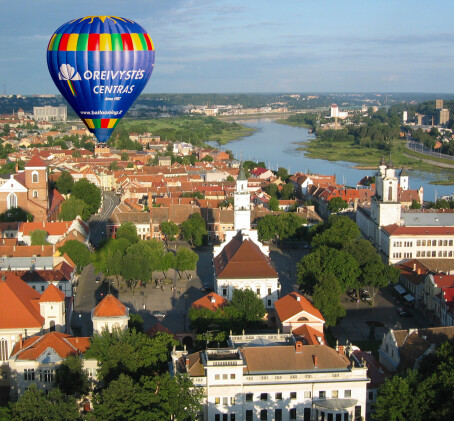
<box><xmin>71</xmin><ymin>178</ymin><xmax>101</xmax><ymax>215</ymax></box>
<box><xmin>30</xmin><ymin>229</ymin><xmax>49</xmax><ymax>246</ymax></box>
<box><xmin>58</xmin><ymin>240</ymin><xmax>91</xmax><ymax>273</ymax></box>
<box><xmin>54</xmin><ymin>354</ymin><xmax>90</xmax><ymax>397</ymax></box>
<box><xmin>55</xmin><ymin>171</ymin><xmax>74</xmax><ymax>195</ymax></box>
<box><xmin>0</xmin><ymin>206</ymin><xmax>33</xmax><ymax>222</ymax></box>
<box><xmin>59</xmin><ymin>196</ymin><xmax>89</xmax><ymax>221</ymax></box>
<box><xmin>116</xmin><ymin>222</ymin><xmax>139</xmax><ymax>245</ymax></box>
<box><xmin>180</xmin><ymin>213</ymin><xmax>207</xmax><ymax>246</ymax></box>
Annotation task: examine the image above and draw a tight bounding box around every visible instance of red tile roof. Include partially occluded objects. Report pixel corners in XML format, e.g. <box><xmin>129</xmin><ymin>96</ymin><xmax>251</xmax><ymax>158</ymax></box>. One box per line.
<box><xmin>214</xmin><ymin>234</ymin><xmax>278</xmax><ymax>279</ymax></box>
<box><xmin>292</xmin><ymin>324</ymin><xmax>325</xmax><ymax>345</ymax></box>
<box><xmin>432</xmin><ymin>275</ymin><xmax>454</xmax><ymax>288</ymax></box>
<box><xmin>93</xmin><ymin>294</ymin><xmax>128</xmax><ymax>317</ymax></box>
<box><xmin>192</xmin><ymin>292</ymin><xmax>228</xmax><ymax>311</ymax></box>
<box><xmin>383</xmin><ymin>224</ymin><xmax>454</xmax><ymax>236</ymax></box>
<box><xmin>274</xmin><ymin>292</ymin><xmax>324</xmax><ymax>323</ymax></box>
<box><xmin>39</xmin><ymin>284</ymin><xmax>65</xmax><ymax>302</ymax></box>
<box><xmin>10</xmin><ymin>332</ymin><xmax>90</xmax><ymax>361</ymax></box>
<box><xmin>0</xmin><ymin>272</ymin><xmax>44</xmax><ymax>329</ymax></box>
<box><xmin>25</xmin><ymin>154</ymin><xmax>47</xmax><ymax>168</ymax></box>
<box><xmin>20</xmin><ymin>221</ymin><xmax>73</xmax><ymax>236</ymax></box>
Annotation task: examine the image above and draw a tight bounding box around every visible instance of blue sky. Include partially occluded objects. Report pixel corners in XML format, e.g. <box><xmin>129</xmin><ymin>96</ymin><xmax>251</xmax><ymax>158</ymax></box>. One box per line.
<box><xmin>2</xmin><ymin>0</ymin><xmax>454</xmax><ymax>94</ymax></box>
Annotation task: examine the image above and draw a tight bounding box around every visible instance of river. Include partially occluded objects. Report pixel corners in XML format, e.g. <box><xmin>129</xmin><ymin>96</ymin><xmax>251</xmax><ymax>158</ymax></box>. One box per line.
<box><xmin>214</xmin><ymin>118</ymin><xmax>453</xmax><ymax>201</ymax></box>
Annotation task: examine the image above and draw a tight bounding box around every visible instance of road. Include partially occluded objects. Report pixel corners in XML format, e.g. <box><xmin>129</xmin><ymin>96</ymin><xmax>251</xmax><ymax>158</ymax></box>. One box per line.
<box><xmin>407</xmin><ymin>140</ymin><xmax>454</xmax><ymax>168</ymax></box>
<box><xmin>88</xmin><ymin>191</ymin><xmax>119</xmax><ymax>246</ymax></box>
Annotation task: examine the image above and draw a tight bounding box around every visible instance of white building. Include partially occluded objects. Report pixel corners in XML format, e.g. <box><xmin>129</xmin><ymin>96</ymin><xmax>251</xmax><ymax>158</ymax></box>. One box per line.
<box><xmin>213</xmin><ymin>167</ymin><xmax>280</xmax><ymax>308</ymax></box>
<box><xmin>172</xmin><ymin>333</ymin><xmax>369</xmax><ymax>421</ymax></box>
<box><xmin>356</xmin><ymin>159</ymin><xmax>454</xmax><ymax>264</ymax></box>
<box><xmin>33</xmin><ymin>105</ymin><xmax>67</xmax><ymax>122</ymax></box>
<box><xmin>91</xmin><ymin>294</ymin><xmax>130</xmax><ymax>334</ymax></box>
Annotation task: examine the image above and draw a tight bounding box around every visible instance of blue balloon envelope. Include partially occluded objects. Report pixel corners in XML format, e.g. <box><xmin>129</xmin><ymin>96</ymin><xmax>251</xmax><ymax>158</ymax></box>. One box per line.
<box><xmin>47</xmin><ymin>16</ymin><xmax>155</xmax><ymax>143</ymax></box>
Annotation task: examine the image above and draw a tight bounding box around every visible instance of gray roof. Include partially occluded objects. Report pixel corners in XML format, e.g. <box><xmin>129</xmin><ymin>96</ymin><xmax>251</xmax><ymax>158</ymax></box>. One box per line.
<box><xmin>402</xmin><ymin>211</ymin><xmax>454</xmax><ymax>227</ymax></box>
<box><xmin>0</xmin><ymin>256</ymin><xmax>54</xmax><ymax>271</ymax></box>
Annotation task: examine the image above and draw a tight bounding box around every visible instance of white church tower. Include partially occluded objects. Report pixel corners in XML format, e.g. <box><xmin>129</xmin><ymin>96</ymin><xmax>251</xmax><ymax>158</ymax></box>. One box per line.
<box><xmin>234</xmin><ymin>165</ymin><xmax>251</xmax><ymax>231</ymax></box>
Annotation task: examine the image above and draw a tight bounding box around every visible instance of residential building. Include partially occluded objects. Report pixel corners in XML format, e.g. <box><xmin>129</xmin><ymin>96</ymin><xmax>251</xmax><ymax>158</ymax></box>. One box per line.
<box><xmin>91</xmin><ymin>294</ymin><xmax>130</xmax><ymax>334</ymax></box>
<box><xmin>172</xmin><ymin>333</ymin><xmax>369</xmax><ymax>421</ymax></box>
<box><xmin>33</xmin><ymin>105</ymin><xmax>67</xmax><ymax>122</ymax></box>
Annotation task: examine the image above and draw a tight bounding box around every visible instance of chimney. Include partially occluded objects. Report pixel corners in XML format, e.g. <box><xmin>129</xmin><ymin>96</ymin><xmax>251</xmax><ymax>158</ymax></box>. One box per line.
<box><xmin>295</xmin><ymin>341</ymin><xmax>303</xmax><ymax>352</ymax></box>
<box><xmin>185</xmin><ymin>358</ymin><xmax>190</xmax><ymax>369</ymax></box>
<box><xmin>19</xmin><ymin>334</ymin><xmax>23</xmax><ymax>349</ymax></box>
<box><xmin>15</xmin><ymin>163</ymin><xmax>18</xmax><ymax>173</ymax></box>
<box><xmin>313</xmin><ymin>355</ymin><xmax>318</xmax><ymax>368</ymax></box>
<box><xmin>413</xmin><ymin>263</ymin><xmax>416</xmax><ymax>271</ymax></box>
<box><xmin>211</xmin><ymin>296</ymin><xmax>216</xmax><ymax>304</ymax></box>
<box><xmin>338</xmin><ymin>345</ymin><xmax>345</xmax><ymax>356</ymax></box>
<box><xmin>296</xmin><ymin>295</ymin><xmax>301</xmax><ymax>302</ymax></box>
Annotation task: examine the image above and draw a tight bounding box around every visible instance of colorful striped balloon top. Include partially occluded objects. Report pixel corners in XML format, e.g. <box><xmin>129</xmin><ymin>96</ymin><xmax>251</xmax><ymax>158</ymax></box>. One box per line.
<box><xmin>47</xmin><ymin>16</ymin><xmax>154</xmax><ymax>51</ymax></box>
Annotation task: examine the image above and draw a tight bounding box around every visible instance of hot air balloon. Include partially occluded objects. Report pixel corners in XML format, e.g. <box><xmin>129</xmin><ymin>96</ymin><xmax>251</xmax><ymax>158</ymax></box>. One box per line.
<box><xmin>47</xmin><ymin>16</ymin><xmax>155</xmax><ymax>144</ymax></box>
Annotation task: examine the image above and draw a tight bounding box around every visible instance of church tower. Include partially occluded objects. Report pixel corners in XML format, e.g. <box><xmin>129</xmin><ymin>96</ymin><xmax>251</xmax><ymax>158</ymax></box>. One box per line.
<box><xmin>234</xmin><ymin>165</ymin><xmax>251</xmax><ymax>231</ymax></box>
<box><xmin>24</xmin><ymin>155</ymin><xmax>49</xmax><ymax>210</ymax></box>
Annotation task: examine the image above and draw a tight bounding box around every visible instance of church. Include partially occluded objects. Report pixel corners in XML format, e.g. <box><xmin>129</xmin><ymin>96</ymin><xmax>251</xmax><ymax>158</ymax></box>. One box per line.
<box><xmin>213</xmin><ymin>166</ymin><xmax>280</xmax><ymax>308</ymax></box>
<box><xmin>357</xmin><ymin>158</ymin><xmax>454</xmax><ymax>264</ymax></box>
<box><xmin>0</xmin><ymin>155</ymin><xmax>64</xmax><ymax>222</ymax></box>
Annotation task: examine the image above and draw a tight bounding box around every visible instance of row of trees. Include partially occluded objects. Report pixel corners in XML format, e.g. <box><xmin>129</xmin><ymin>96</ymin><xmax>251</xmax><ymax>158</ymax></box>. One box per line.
<box><xmin>91</xmin><ymin>222</ymin><xmax>199</xmax><ymax>290</ymax></box>
<box><xmin>3</xmin><ymin>329</ymin><xmax>202</xmax><ymax>420</ymax></box>
<box><xmin>297</xmin><ymin>216</ymin><xmax>399</xmax><ymax>326</ymax></box>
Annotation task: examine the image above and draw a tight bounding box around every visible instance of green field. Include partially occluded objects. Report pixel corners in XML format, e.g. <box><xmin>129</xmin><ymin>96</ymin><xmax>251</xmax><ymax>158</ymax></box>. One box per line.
<box><xmin>119</xmin><ymin>116</ymin><xmax>255</xmax><ymax>146</ymax></box>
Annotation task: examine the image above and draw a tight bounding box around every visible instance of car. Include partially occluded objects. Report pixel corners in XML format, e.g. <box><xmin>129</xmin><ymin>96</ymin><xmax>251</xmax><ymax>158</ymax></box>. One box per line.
<box><xmin>95</xmin><ymin>277</ymin><xmax>101</xmax><ymax>283</ymax></box>
<box><xmin>397</xmin><ymin>307</ymin><xmax>413</xmax><ymax>317</ymax></box>
<box><xmin>152</xmin><ymin>311</ymin><xmax>165</xmax><ymax>318</ymax></box>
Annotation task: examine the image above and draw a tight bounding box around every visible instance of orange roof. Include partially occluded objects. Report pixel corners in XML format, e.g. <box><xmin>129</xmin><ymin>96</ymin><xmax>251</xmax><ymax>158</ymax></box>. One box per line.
<box><xmin>274</xmin><ymin>292</ymin><xmax>324</xmax><ymax>323</ymax></box>
<box><xmin>20</xmin><ymin>221</ymin><xmax>73</xmax><ymax>236</ymax></box>
<box><xmin>39</xmin><ymin>284</ymin><xmax>65</xmax><ymax>302</ymax></box>
<box><xmin>292</xmin><ymin>324</ymin><xmax>325</xmax><ymax>345</ymax></box>
<box><xmin>192</xmin><ymin>292</ymin><xmax>228</xmax><ymax>311</ymax></box>
<box><xmin>25</xmin><ymin>154</ymin><xmax>47</xmax><ymax>168</ymax></box>
<box><xmin>383</xmin><ymin>224</ymin><xmax>454</xmax><ymax>236</ymax></box>
<box><xmin>93</xmin><ymin>294</ymin><xmax>128</xmax><ymax>317</ymax></box>
<box><xmin>10</xmin><ymin>332</ymin><xmax>90</xmax><ymax>361</ymax></box>
<box><xmin>0</xmin><ymin>272</ymin><xmax>44</xmax><ymax>329</ymax></box>
<box><xmin>214</xmin><ymin>234</ymin><xmax>278</xmax><ymax>279</ymax></box>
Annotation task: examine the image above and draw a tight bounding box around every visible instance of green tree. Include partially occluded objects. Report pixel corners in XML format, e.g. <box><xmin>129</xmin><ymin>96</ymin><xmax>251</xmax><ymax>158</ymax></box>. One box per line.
<box><xmin>175</xmin><ymin>247</ymin><xmax>199</xmax><ymax>278</ymax></box>
<box><xmin>59</xmin><ymin>196</ymin><xmax>89</xmax><ymax>221</ymax></box>
<box><xmin>55</xmin><ymin>171</ymin><xmax>74</xmax><ymax>194</ymax></box>
<box><xmin>71</xmin><ymin>178</ymin><xmax>101</xmax><ymax>215</ymax></box>
<box><xmin>226</xmin><ymin>175</ymin><xmax>235</xmax><ymax>182</ymax></box>
<box><xmin>409</xmin><ymin>199</ymin><xmax>421</xmax><ymax>209</ymax></box>
<box><xmin>280</xmin><ymin>182</ymin><xmax>295</xmax><ymax>200</ymax></box>
<box><xmin>0</xmin><ymin>206</ymin><xmax>33</xmax><ymax>222</ymax></box>
<box><xmin>276</xmin><ymin>212</ymin><xmax>304</xmax><ymax>240</ymax></box>
<box><xmin>201</xmin><ymin>155</ymin><xmax>213</xmax><ymax>162</ymax></box>
<box><xmin>160</xmin><ymin>221</ymin><xmax>179</xmax><ymax>244</ymax></box>
<box><xmin>116</xmin><ymin>222</ymin><xmax>139</xmax><ymax>245</ymax></box>
<box><xmin>85</xmin><ymin>329</ymin><xmax>176</xmax><ymax>385</ymax></box>
<box><xmin>311</xmin><ymin>215</ymin><xmax>360</xmax><ymax>250</ymax></box>
<box><xmin>58</xmin><ymin>240</ymin><xmax>91</xmax><ymax>273</ymax></box>
<box><xmin>121</xmin><ymin>152</ymin><xmax>129</xmax><ymax>161</ymax></box>
<box><xmin>72</xmin><ymin>150</ymin><xmax>81</xmax><ymax>158</ymax></box>
<box><xmin>268</xmin><ymin>196</ymin><xmax>279</xmax><ymax>211</ymax></box>
<box><xmin>55</xmin><ymin>354</ymin><xmax>90</xmax><ymax>397</ymax></box>
<box><xmin>30</xmin><ymin>229</ymin><xmax>49</xmax><ymax>246</ymax></box>
<box><xmin>265</xmin><ymin>183</ymin><xmax>278</xmax><ymax>198</ymax></box>
<box><xmin>180</xmin><ymin>213</ymin><xmax>207</xmax><ymax>246</ymax></box>
<box><xmin>257</xmin><ymin>214</ymin><xmax>278</xmax><ymax>242</ymax></box>
<box><xmin>109</xmin><ymin>161</ymin><xmax>119</xmax><ymax>171</ymax></box>
<box><xmin>277</xmin><ymin>167</ymin><xmax>289</xmax><ymax>181</ymax></box>
<box><xmin>312</xmin><ymin>273</ymin><xmax>346</xmax><ymax>326</ymax></box>
<box><xmin>328</xmin><ymin>196</ymin><xmax>348</xmax><ymax>213</ymax></box>
<box><xmin>128</xmin><ymin>313</ymin><xmax>144</xmax><ymax>332</ymax></box>
<box><xmin>228</xmin><ymin>288</ymin><xmax>265</xmax><ymax>322</ymax></box>
<box><xmin>374</xmin><ymin>375</ymin><xmax>412</xmax><ymax>421</ymax></box>
<box><xmin>10</xmin><ymin>384</ymin><xmax>80</xmax><ymax>421</ymax></box>
<box><xmin>297</xmin><ymin>245</ymin><xmax>360</xmax><ymax>294</ymax></box>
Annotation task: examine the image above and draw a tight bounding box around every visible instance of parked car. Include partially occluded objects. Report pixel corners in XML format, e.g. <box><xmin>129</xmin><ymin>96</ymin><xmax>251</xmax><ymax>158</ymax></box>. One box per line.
<box><xmin>152</xmin><ymin>311</ymin><xmax>165</xmax><ymax>318</ymax></box>
<box><xmin>95</xmin><ymin>277</ymin><xmax>101</xmax><ymax>283</ymax></box>
<box><xmin>397</xmin><ymin>307</ymin><xmax>413</xmax><ymax>317</ymax></box>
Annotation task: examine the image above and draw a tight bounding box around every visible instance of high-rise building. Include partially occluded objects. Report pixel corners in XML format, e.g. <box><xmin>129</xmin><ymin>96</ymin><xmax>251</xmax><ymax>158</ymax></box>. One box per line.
<box><xmin>436</xmin><ymin>99</ymin><xmax>444</xmax><ymax>110</ymax></box>
<box><xmin>439</xmin><ymin>108</ymin><xmax>450</xmax><ymax>125</ymax></box>
<box><xmin>33</xmin><ymin>105</ymin><xmax>67</xmax><ymax>122</ymax></box>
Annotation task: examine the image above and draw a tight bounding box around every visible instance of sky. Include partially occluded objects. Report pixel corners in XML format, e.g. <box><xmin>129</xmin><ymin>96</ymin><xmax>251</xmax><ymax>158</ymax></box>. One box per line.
<box><xmin>2</xmin><ymin>0</ymin><xmax>454</xmax><ymax>94</ymax></box>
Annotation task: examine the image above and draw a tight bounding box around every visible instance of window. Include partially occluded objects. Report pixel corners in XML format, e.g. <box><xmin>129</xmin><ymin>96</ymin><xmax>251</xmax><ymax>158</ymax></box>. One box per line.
<box><xmin>230</xmin><ymin>397</ymin><xmax>235</xmax><ymax>405</ymax></box>
<box><xmin>222</xmin><ymin>288</ymin><xmax>227</xmax><ymax>296</ymax></box>
<box><xmin>33</xmin><ymin>190</ymin><xmax>38</xmax><ymax>198</ymax></box>
<box><xmin>275</xmin><ymin>409</ymin><xmax>282</xmax><ymax>421</ymax></box>
<box><xmin>44</xmin><ymin>369</ymin><xmax>54</xmax><ymax>383</ymax></box>
<box><xmin>7</xmin><ymin>192</ymin><xmax>17</xmax><ymax>209</ymax></box>
<box><xmin>290</xmin><ymin>408</ymin><xmax>297</xmax><ymax>420</ymax></box>
<box><xmin>245</xmin><ymin>393</ymin><xmax>253</xmax><ymax>402</ymax></box>
<box><xmin>32</xmin><ymin>171</ymin><xmax>39</xmax><ymax>183</ymax></box>
<box><xmin>215</xmin><ymin>415</ymin><xmax>220</xmax><ymax>421</ymax></box>
<box><xmin>304</xmin><ymin>391</ymin><xmax>311</xmax><ymax>398</ymax></box>
<box><xmin>261</xmin><ymin>393</ymin><xmax>267</xmax><ymax>401</ymax></box>
<box><xmin>319</xmin><ymin>391</ymin><xmax>326</xmax><ymax>398</ymax></box>
<box><xmin>369</xmin><ymin>391</ymin><xmax>374</xmax><ymax>401</ymax></box>
<box><xmin>267</xmin><ymin>299</ymin><xmax>271</xmax><ymax>307</ymax></box>
<box><xmin>215</xmin><ymin>397</ymin><xmax>220</xmax><ymax>405</ymax></box>
<box><xmin>0</xmin><ymin>339</ymin><xmax>8</xmax><ymax>362</ymax></box>
<box><xmin>332</xmin><ymin>390</ymin><xmax>338</xmax><ymax>398</ymax></box>
<box><xmin>417</xmin><ymin>240</ymin><xmax>421</xmax><ymax>246</ymax></box>
<box><xmin>256</xmin><ymin>288</ymin><xmax>260</xmax><ymax>296</ymax></box>
<box><xmin>439</xmin><ymin>240</ymin><xmax>443</xmax><ymax>246</ymax></box>
<box><xmin>275</xmin><ymin>392</ymin><xmax>282</xmax><ymax>400</ymax></box>
<box><xmin>450</xmin><ymin>240</ymin><xmax>453</xmax><ymax>246</ymax></box>
<box><xmin>422</xmin><ymin>240</ymin><xmax>426</xmax><ymax>246</ymax></box>
<box><xmin>427</xmin><ymin>240</ymin><xmax>431</xmax><ymax>246</ymax></box>
<box><xmin>230</xmin><ymin>374</ymin><xmax>236</xmax><ymax>379</ymax></box>
<box><xmin>290</xmin><ymin>392</ymin><xmax>297</xmax><ymax>399</ymax></box>
<box><xmin>304</xmin><ymin>408</ymin><xmax>311</xmax><ymax>420</ymax></box>
<box><xmin>24</xmin><ymin>369</ymin><xmax>35</xmax><ymax>381</ymax></box>
<box><xmin>344</xmin><ymin>390</ymin><xmax>351</xmax><ymax>398</ymax></box>
<box><xmin>246</xmin><ymin>410</ymin><xmax>253</xmax><ymax>421</ymax></box>
<box><xmin>355</xmin><ymin>406</ymin><xmax>362</xmax><ymax>418</ymax></box>
<box><xmin>223</xmin><ymin>374</ymin><xmax>228</xmax><ymax>380</ymax></box>
<box><xmin>223</xmin><ymin>397</ymin><xmax>228</xmax><ymax>405</ymax></box>
<box><xmin>268</xmin><ymin>288</ymin><xmax>271</xmax><ymax>295</ymax></box>
<box><xmin>388</xmin><ymin>186</ymin><xmax>392</xmax><ymax>201</ymax></box>
<box><xmin>432</xmin><ymin>251</ymin><xmax>436</xmax><ymax>257</ymax></box>
<box><xmin>260</xmin><ymin>410</ymin><xmax>267</xmax><ymax>420</ymax></box>
<box><xmin>230</xmin><ymin>415</ymin><xmax>236</xmax><ymax>421</ymax></box>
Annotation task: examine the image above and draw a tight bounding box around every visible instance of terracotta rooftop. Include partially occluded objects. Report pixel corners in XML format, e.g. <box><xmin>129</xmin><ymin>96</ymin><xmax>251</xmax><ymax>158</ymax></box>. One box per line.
<box><xmin>214</xmin><ymin>233</ymin><xmax>278</xmax><ymax>279</ymax></box>
<box><xmin>39</xmin><ymin>284</ymin><xmax>65</xmax><ymax>302</ymax></box>
<box><xmin>292</xmin><ymin>324</ymin><xmax>326</xmax><ymax>345</ymax></box>
<box><xmin>10</xmin><ymin>332</ymin><xmax>90</xmax><ymax>361</ymax></box>
<box><xmin>383</xmin><ymin>224</ymin><xmax>454</xmax><ymax>236</ymax></box>
<box><xmin>93</xmin><ymin>294</ymin><xmax>128</xmax><ymax>317</ymax></box>
<box><xmin>192</xmin><ymin>292</ymin><xmax>228</xmax><ymax>312</ymax></box>
<box><xmin>274</xmin><ymin>292</ymin><xmax>325</xmax><ymax>323</ymax></box>
<box><xmin>0</xmin><ymin>272</ymin><xmax>44</xmax><ymax>329</ymax></box>
<box><xmin>25</xmin><ymin>154</ymin><xmax>47</xmax><ymax>168</ymax></box>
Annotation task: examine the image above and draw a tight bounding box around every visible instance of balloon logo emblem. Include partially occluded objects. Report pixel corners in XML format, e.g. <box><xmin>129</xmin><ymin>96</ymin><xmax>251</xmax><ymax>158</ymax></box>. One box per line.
<box><xmin>47</xmin><ymin>16</ymin><xmax>155</xmax><ymax>144</ymax></box>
